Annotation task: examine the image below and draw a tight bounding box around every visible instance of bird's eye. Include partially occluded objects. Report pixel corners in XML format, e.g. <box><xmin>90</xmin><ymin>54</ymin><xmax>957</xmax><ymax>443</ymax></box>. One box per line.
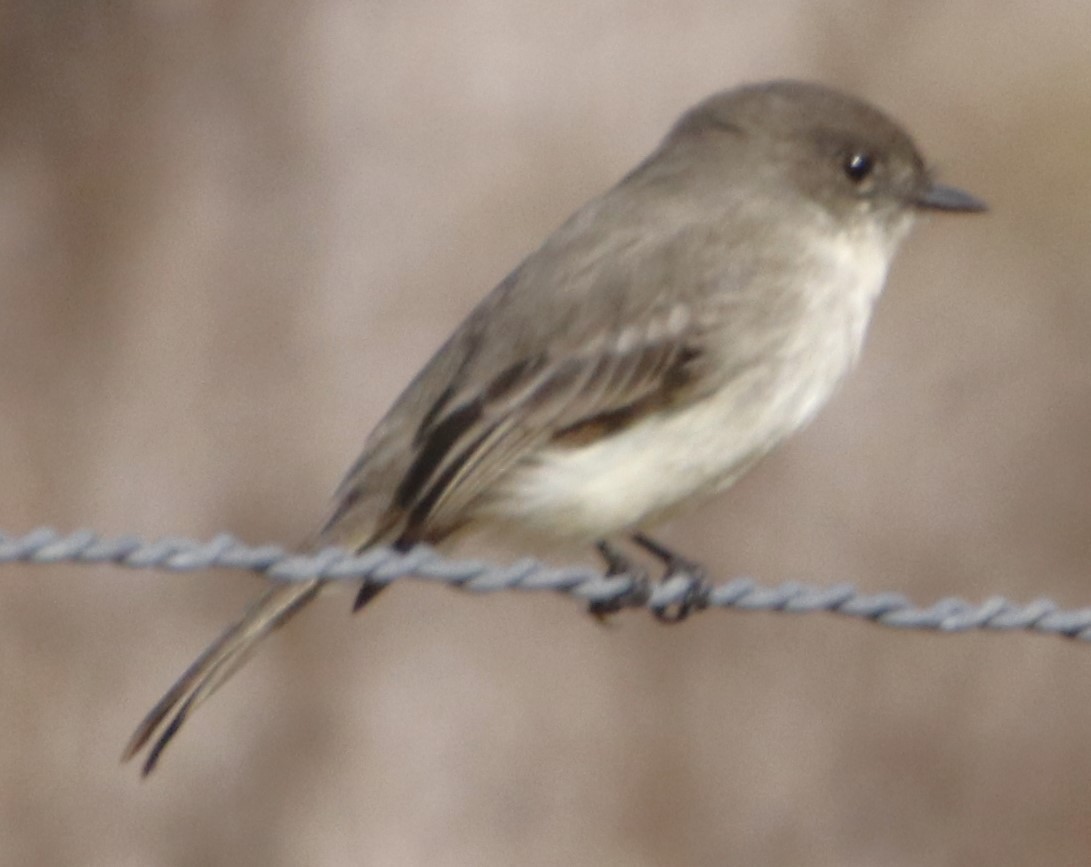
<box><xmin>843</xmin><ymin>151</ymin><xmax>875</xmax><ymax>184</ymax></box>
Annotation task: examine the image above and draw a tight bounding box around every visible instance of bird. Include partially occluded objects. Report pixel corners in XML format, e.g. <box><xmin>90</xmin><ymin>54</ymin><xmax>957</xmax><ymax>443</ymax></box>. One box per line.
<box><xmin>123</xmin><ymin>80</ymin><xmax>985</xmax><ymax>774</ymax></box>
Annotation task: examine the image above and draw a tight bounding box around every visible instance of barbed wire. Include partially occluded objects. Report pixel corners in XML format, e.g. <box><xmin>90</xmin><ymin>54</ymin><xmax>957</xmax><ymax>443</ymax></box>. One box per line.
<box><xmin>2</xmin><ymin>526</ymin><xmax>1089</xmax><ymax>641</ymax></box>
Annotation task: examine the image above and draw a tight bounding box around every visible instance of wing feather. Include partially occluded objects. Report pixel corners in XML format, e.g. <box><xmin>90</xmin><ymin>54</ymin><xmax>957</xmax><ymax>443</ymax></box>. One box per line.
<box><xmin>389</xmin><ymin>312</ymin><xmax>708</xmax><ymax>542</ymax></box>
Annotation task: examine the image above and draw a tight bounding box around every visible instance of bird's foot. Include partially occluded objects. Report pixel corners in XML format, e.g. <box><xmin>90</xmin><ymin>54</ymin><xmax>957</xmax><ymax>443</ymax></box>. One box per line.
<box><xmin>630</xmin><ymin>532</ymin><xmax>708</xmax><ymax>623</ymax></box>
<box><xmin>588</xmin><ymin>540</ymin><xmax>651</xmax><ymax>621</ymax></box>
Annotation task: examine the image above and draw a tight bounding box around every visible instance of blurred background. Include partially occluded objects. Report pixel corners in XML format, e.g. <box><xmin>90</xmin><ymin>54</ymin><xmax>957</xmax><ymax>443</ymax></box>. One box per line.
<box><xmin>1</xmin><ymin>2</ymin><xmax>1090</xmax><ymax>865</ymax></box>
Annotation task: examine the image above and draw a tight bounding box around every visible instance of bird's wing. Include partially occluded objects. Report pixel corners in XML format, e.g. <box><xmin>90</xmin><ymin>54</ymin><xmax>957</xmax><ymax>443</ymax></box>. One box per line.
<box><xmin>374</xmin><ymin>304</ymin><xmax>713</xmax><ymax>544</ymax></box>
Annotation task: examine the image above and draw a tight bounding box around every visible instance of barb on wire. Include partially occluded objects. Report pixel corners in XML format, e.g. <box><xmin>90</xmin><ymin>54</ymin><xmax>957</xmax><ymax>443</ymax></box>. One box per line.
<box><xmin>2</xmin><ymin>526</ymin><xmax>1089</xmax><ymax>642</ymax></box>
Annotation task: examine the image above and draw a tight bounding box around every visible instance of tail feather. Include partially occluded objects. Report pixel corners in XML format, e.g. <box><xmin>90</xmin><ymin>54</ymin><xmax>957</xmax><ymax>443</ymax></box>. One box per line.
<box><xmin>123</xmin><ymin>578</ymin><xmax>323</xmax><ymax>775</ymax></box>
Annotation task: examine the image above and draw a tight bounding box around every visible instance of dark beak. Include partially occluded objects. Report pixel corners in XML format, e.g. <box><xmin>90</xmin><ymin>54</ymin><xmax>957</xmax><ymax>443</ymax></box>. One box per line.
<box><xmin>915</xmin><ymin>181</ymin><xmax>988</xmax><ymax>213</ymax></box>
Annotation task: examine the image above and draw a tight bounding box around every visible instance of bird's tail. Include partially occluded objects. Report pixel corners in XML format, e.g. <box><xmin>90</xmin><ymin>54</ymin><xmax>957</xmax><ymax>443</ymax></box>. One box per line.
<box><xmin>122</xmin><ymin>577</ymin><xmax>323</xmax><ymax>776</ymax></box>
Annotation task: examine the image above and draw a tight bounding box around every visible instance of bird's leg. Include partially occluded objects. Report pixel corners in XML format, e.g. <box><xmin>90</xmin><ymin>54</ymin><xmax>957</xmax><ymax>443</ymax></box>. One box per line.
<box><xmin>595</xmin><ymin>539</ymin><xmax>633</xmax><ymax>575</ymax></box>
<box><xmin>629</xmin><ymin>532</ymin><xmax>708</xmax><ymax>622</ymax></box>
<box><xmin>588</xmin><ymin>539</ymin><xmax>650</xmax><ymax>620</ymax></box>
<box><xmin>629</xmin><ymin>532</ymin><xmax>704</xmax><ymax>578</ymax></box>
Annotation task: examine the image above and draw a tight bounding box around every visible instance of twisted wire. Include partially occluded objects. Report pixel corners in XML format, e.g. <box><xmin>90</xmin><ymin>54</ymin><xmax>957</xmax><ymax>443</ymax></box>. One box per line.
<box><xmin>2</xmin><ymin>526</ymin><xmax>1087</xmax><ymax>641</ymax></box>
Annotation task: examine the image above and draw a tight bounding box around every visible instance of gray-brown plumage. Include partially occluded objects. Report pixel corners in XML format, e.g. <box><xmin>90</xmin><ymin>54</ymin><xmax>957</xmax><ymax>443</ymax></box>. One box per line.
<box><xmin>124</xmin><ymin>80</ymin><xmax>984</xmax><ymax>774</ymax></box>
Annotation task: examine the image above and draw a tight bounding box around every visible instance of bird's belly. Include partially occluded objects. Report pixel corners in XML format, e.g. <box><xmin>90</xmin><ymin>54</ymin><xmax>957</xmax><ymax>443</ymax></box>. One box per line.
<box><xmin>481</xmin><ymin>370</ymin><xmax>824</xmax><ymax>541</ymax></box>
<box><xmin>476</xmin><ymin>227</ymin><xmax>888</xmax><ymax>543</ymax></box>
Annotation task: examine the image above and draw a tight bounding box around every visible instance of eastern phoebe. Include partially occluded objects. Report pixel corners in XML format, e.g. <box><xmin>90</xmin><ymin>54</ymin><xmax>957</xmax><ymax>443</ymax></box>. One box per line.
<box><xmin>124</xmin><ymin>80</ymin><xmax>985</xmax><ymax>774</ymax></box>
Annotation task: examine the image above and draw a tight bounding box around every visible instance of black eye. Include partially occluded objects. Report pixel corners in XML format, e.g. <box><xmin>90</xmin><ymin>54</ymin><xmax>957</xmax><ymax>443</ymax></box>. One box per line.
<box><xmin>843</xmin><ymin>152</ymin><xmax>874</xmax><ymax>184</ymax></box>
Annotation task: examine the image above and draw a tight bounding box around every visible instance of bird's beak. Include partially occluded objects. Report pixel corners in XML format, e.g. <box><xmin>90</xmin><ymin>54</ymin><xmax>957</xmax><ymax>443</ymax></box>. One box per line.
<box><xmin>915</xmin><ymin>181</ymin><xmax>988</xmax><ymax>213</ymax></box>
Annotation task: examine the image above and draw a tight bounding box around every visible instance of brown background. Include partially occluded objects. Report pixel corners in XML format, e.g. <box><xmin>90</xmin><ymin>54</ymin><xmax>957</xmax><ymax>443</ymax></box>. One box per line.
<box><xmin>2</xmin><ymin>2</ymin><xmax>1090</xmax><ymax>865</ymax></box>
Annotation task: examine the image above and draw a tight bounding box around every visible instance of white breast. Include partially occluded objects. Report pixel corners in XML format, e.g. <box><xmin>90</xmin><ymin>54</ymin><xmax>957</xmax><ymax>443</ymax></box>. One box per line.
<box><xmin>481</xmin><ymin>219</ymin><xmax>902</xmax><ymax>542</ymax></box>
